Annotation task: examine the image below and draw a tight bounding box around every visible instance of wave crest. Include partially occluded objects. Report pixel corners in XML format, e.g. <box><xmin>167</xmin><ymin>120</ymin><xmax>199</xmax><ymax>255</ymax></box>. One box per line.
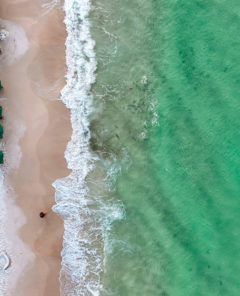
<box><xmin>52</xmin><ymin>1</ymin><xmax>125</xmax><ymax>295</ymax></box>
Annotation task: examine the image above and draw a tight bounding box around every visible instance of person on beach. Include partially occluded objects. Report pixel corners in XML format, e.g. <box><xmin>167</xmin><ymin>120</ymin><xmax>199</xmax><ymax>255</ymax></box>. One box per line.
<box><xmin>39</xmin><ymin>212</ymin><xmax>47</xmax><ymax>218</ymax></box>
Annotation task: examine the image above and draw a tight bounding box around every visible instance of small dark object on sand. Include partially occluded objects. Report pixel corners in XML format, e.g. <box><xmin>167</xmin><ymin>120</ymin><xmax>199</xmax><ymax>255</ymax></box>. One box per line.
<box><xmin>40</xmin><ymin>212</ymin><xmax>46</xmax><ymax>218</ymax></box>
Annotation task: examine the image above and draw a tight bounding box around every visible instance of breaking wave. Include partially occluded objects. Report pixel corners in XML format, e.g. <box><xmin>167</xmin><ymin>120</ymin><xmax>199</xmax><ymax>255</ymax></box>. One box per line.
<box><xmin>52</xmin><ymin>1</ymin><xmax>124</xmax><ymax>295</ymax></box>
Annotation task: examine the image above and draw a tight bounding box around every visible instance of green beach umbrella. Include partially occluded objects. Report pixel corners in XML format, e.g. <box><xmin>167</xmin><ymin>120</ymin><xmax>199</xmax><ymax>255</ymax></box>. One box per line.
<box><xmin>0</xmin><ymin>107</ymin><xmax>3</xmax><ymax>119</ymax></box>
<box><xmin>0</xmin><ymin>81</ymin><xmax>2</xmax><ymax>90</ymax></box>
<box><xmin>0</xmin><ymin>125</ymin><xmax>4</xmax><ymax>139</ymax></box>
<box><xmin>0</xmin><ymin>151</ymin><xmax>4</xmax><ymax>164</ymax></box>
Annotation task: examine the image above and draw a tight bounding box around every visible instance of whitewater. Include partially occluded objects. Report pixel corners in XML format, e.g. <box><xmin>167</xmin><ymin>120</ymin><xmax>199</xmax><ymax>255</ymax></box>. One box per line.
<box><xmin>52</xmin><ymin>0</ymin><xmax>124</xmax><ymax>295</ymax></box>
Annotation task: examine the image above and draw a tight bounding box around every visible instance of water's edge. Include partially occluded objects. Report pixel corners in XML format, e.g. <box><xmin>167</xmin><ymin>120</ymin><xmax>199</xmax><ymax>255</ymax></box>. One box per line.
<box><xmin>52</xmin><ymin>0</ymin><xmax>102</xmax><ymax>295</ymax></box>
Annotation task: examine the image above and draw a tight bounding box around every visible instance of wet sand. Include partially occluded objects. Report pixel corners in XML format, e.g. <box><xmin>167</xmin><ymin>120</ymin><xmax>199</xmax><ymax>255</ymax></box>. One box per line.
<box><xmin>0</xmin><ymin>0</ymin><xmax>70</xmax><ymax>295</ymax></box>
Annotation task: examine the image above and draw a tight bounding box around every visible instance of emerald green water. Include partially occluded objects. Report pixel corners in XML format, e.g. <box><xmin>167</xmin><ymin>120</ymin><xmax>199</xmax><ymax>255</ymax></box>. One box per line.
<box><xmin>90</xmin><ymin>1</ymin><xmax>240</xmax><ymax>295</ymax></box>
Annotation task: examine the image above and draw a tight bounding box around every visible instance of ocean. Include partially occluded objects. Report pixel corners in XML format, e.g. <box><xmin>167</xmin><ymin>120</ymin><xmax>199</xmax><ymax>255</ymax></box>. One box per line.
<box><xmin>53</xmin><ymin>0</ymin><xmax>240</xmax><ymax>295</ymax></box>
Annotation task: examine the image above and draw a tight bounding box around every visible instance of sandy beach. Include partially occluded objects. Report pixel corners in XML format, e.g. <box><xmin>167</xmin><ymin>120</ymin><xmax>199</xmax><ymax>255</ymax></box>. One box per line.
<box><xmin>0</xmin><ymin>0</ymin><xmax>70</xmax><ymax>295</ymax></box>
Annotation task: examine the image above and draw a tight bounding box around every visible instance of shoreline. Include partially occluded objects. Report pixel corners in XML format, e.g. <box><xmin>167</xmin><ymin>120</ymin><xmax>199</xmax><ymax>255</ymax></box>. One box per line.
<box><xmin>0</xmin><ymin>1</ymin><xmax>71</xmax><ymax>295</ymax></box>
<box><xmin>51</xmin><ymin>0</ymin><xmax>105</xmax><ymax>294</ymax></box>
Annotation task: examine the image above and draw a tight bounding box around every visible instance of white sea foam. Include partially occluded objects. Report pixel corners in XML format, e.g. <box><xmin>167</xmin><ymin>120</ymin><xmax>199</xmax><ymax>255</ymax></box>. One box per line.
<box><xmin>0</xmin><ymin>19</ymin><xmax>29</xmax><ymax>68</ymax></box>
<box><xmin>0</xmin><ymin>124</ymin><xmax>32</xmax><ymax>296</ymax></box>
<box><xmin>0</xmin><ymin>170</ymin><xmax>9</xmax><ymax>296</ymax></box>
<box><xmin>0</xmin><ymin>106</ymin><xmax>34</xmax><ymax>296</ymax></box>
<box><xmin>52</xmin><ymin>1</ymin><xmax>126</xmax><ymax>294</ymax></box>
<box><xmin>51</xmin><ymin>0</ymin><xmax>122</xmax><ymax>295</ymax></box>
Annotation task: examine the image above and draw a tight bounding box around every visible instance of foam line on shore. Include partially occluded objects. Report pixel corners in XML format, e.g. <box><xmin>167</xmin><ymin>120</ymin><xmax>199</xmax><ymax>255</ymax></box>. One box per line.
<box><xmin>52</xmin><ymin>1</ymin><xmax>127</xmax><ymax>294</ymax></box>
<box><xmin>52</xmin><ymin>0</ymin><xmax>102</xmax><ymax>295</ymax></box>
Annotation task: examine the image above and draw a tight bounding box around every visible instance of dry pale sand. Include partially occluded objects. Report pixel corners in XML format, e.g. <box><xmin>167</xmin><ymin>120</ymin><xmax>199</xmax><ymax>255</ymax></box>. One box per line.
<box><xmin>0</xmin><ymin>0</ymin><xmax>71</xmax><ymax>295</ymax></box>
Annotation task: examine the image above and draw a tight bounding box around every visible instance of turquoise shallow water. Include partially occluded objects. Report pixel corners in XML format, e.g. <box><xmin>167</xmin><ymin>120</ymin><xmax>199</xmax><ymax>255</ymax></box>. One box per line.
<box><xmin>89</xmin><ymin>1</ymin><xmax>240</xmax><ymax>295</ymax></box>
